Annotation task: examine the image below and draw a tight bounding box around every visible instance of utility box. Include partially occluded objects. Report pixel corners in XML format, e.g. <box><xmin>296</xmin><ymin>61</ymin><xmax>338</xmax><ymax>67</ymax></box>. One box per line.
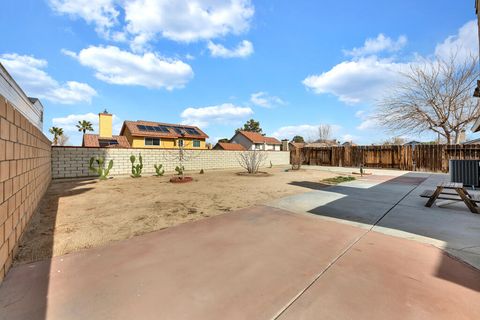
<box><xmin>449</xmin><ymin>159</ymin><xmax>480</xmax><ymax>187</ymax></box>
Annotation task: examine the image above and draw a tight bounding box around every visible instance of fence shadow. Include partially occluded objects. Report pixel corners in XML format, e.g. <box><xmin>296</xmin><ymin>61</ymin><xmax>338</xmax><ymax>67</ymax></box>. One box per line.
<box><xmin>0</xmin><ymin>178</ymin><xmax>96</xmax><ymax>320</ymax></box>
<box><xmin>286</xmin><ymin>173</ymin><xmax>480</xmax><ymax>292</ymax></box>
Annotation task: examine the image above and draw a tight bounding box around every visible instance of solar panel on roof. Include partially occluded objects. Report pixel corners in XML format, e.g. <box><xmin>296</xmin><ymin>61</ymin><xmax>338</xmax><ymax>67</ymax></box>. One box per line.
<box><xmin>99</xmin><ymin>139</ymin><xmax>119</xmax><ymax>147</ymax></box>
<box><xmin>174</xmin><ymin>127</ymin><xmax>184</xmax><ymax>134</ymax></box>
<box><xmin>185</xmin><ymin>128</ymin><xmax>200</xmax><ymax>135</ymax></box>
<box><xmin>158</xmin><ymin>126</ymin><xmax>170</xmax><ymax>132</ymax></box>
<box><xmin>145</xmin><ymin>125</ymin><xmax>156</xmax><ymax>131</ymax></box>
<box><xmin>137</xmin><ymin>125</ymin><xmax>147</xmax><ymax>131</ymax></box>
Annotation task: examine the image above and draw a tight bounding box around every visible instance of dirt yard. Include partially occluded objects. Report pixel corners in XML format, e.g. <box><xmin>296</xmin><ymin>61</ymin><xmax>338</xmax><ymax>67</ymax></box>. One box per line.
<box><xmin>15</xmin><ymin>167</ymin><xmax>340</xmax><ymax>264</ymax></box>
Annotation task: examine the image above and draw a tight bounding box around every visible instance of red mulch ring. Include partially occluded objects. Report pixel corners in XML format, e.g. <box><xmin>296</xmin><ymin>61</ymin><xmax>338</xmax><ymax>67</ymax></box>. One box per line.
<box><xmin>170</xmin><ymin>176</ymin><xmax>194</xmax><ymax>183</ymax></box>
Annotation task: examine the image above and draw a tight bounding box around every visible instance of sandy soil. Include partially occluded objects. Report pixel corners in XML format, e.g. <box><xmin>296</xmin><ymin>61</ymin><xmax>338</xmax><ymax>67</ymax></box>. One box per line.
<box><xmin>15</xmin><ymin>167</ymin><xmax>339</xmax><ymax>264</ymax></box>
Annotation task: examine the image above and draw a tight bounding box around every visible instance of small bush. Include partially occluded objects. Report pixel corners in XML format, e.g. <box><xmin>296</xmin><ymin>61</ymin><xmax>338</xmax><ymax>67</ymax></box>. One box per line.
<box><xmin>321</xmin><ymin>176</ymin><xmax>355</xmax><ymax>185</ymax></box>
<box><xmin>200</xmin><ymin>169</ymin><xmax>204</xmax><ymax>174</ymax></box>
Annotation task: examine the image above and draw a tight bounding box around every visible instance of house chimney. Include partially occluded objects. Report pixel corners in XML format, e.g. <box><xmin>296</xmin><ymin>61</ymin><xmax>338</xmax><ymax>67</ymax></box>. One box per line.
<box><xmin>281</xmin><ymin>139</ymin><xmax>289</xmax><ymax>151</ymax></box>
<box><xmin>99</xmin><ymin>109</ymin><xmax>112</xmax><ymax>138</ymax></box>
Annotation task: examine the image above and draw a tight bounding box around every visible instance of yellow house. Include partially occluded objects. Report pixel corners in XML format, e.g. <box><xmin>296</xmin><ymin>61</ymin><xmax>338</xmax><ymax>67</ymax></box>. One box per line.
<box><xmin>83</xmin><ymin>112</ymin><xmax>209</xmax><ymax>149</ymax></box>
<box><xmin>119</xmin><ymin>119</ymin><xmax>209</xmax><ymax>149</ymax></box>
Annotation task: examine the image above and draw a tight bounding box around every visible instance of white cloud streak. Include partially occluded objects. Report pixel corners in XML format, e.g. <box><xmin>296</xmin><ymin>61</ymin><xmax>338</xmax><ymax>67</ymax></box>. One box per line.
<box><xmin>63</xmin><ymin>46</ymin><xmax>193</xmax><ymax>90</ymax></box>
<box><xmin>207</xmin><ymin>40</ymin><xmax>254</xmax><ymax>58</ymax></box>
<box><xmin>181</xmin><ymin>103</ymin><xmax>253</xmax><ymax>127</ymax></box>
<box><xmin>0</xmin><ymin>53</ymin><xmax>96</xmax><ymax>104</ymax></box>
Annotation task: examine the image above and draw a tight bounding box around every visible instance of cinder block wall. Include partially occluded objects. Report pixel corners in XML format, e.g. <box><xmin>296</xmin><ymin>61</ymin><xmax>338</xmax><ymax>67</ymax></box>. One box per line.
<box><xmin>52</xmin><ymin>147</ymin><xmax>290</xmax><ymax>178</ymax></box>
<box><xmin>0</xmin><ymin>95</ymin><xmax>51</xmax><ymax>281</ymax></box>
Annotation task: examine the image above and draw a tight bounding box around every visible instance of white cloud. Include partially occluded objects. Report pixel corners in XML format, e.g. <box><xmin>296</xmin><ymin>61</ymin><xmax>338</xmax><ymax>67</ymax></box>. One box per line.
<box><xmin>49</xmin><ymin>0</ymin><xmax>119</xmax><ymax>37</ymax></box>
<box><xmin>344</xmin><ymin>34</ymin><xmax>407</xmax><ymax>57</ymax></box>
<box><xmin>207</xmin><ymin>40</ymin><xmax>254</xmax><ymax>58</ymax></box>
<box><xmin>250</xmin><ymin>92</ymin><xmax>285</xmax><ymax>108</ymax></box>
<box><xmin>0</xmin><ymin>53</ymin><xmax>96</xmax><ymax>104</ymax></box>
<box><xmin>180</xmin><ymin>103</ymin><xmax>253</xmax><ymax>127</ymax></box>
<box><xmin>303</xmin><ymin>21</ymin><xmax>478</xmax><ymax>106</ymax></box>
<box><xmin>434</xmin><ymin>20</ymin><xmax>478</xmax><ymax>61</ymax></box>
<box><xmin>49</xmin><ymin>0</ymin><xmax>254</xmax><ymax>49</ymax></box>
<box><xmin>355</xmin><ymin>109</ymin><xmax>379</xmax><ymax>131</ymax></box>
<box><xmin>303</xmin><ymin>57</ymin><xmax>408</xmax><ymax>104</ymax></box>
<box><xmin>64</xmin><ymin>46</ymin><xmax>193</xmax><ymax>89</ymax></box>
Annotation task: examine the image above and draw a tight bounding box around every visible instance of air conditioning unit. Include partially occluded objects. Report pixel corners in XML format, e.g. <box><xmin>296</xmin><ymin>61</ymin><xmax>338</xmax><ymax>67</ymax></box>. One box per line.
<box><xmin>449</xmin><ymin>160</ymin><xmax>480</xmax><ymax>187</ymax></box>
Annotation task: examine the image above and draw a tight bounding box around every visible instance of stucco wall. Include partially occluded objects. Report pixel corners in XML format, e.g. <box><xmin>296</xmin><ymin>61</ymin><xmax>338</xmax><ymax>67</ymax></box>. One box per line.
<box><xmin>0</xmin><ymin>94</ymin><xmax>51</xmax><ymax>281</ymax></box>
<box><xmin>51</xmin><ymin>147</ymin><xmax>290</xmax><ymax>179</ymax></box>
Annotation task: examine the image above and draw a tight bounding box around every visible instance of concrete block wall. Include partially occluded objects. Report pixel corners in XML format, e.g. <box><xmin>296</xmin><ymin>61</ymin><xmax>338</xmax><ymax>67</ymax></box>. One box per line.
<box><xmin>52</xmin><ymin>147</ymin><xmax>290</xmax><ymax>178</ymax></box>
<box><xmin>0</xmin><ymin>95</ymin><xmax>51</xmax><ymax>281</ymax></box>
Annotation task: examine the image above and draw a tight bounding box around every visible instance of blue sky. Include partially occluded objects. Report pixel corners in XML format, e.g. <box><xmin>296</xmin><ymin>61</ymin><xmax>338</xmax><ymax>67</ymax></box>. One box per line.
<box><xmin>0</xmin><ymin>0</ymin><xmax>477</xmax><ymax>145</ymax></box>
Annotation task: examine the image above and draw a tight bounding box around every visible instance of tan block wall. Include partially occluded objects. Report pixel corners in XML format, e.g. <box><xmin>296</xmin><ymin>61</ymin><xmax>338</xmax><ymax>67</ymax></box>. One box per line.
<box><xmin>51</xmin><ymin>147</ymin><xmax>290</xmax><ymax>178</ymax></box>
<box><xmin>0</xmin><ymin>95</ymin><xmax>51</xmax><ymax>282</ymax></box>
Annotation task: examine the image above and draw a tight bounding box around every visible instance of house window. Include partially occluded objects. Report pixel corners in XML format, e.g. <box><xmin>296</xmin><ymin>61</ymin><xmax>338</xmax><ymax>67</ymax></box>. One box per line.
<box><xmin>145</xmin><ymin>137</ymin><xmax>160</xmax><ymax>146</ymax></box>
<box><xmin>193</xmin><ymin>140</ymin><xmax>201</xmax><ymax>147</ymax></box>
<box><xmin>178</xmin><ymin>139</ymin><xmax>184</xmax><ymax>147</ymax></box>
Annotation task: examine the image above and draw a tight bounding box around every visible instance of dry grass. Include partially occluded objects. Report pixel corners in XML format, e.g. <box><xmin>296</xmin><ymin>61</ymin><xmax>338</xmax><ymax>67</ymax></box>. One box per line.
<box><xmin>15</xmin><ymin>166</ymin><xmax>338</xmax><ymax>264</ymax></box>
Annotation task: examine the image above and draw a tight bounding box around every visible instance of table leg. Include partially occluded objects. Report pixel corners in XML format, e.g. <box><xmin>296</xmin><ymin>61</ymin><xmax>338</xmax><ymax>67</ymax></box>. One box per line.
<box><xmin>425</xmin><ymin>187</ymin><xmax>443</xmax><ymax>207</ymax></box>
<box><xmin>456</xmin><ymin>188</ymin><xmax>479</xmax><ymax>213</ymax></box>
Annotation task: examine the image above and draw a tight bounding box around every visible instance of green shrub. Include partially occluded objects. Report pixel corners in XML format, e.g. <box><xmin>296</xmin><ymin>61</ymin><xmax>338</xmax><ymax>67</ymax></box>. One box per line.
<box><xmin>154</xmin><ymin>163</ymin><xmax>165</xmax><ymax>176</ymax></box>
<box><xmin>130</xmin><ymin>154</ymin><xmax>143</xmax><ymax>178</ymax></box>
<box><xmin>175</xmin><ymin>165</ymin><xmax>185</xmax><ymax>176</ymax></box>
<box><xmin>89</xmin><ymin>156</ymin><xmax>113</xmax><ymax>180</ymax></box>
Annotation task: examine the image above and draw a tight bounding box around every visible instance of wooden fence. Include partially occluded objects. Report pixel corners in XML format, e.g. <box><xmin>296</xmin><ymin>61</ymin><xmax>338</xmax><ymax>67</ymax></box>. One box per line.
<box><xmin>291</xmin><ymin>144</ymin><xmax>480</xmax><ymax>173</ymax></box>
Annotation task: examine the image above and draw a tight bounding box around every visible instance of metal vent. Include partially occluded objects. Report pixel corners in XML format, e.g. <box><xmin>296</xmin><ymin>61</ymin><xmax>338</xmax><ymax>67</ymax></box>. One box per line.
<box><xmin>449</xmin><ymin>160</ymin><xmax>480</xmax><ymax>187</ymax></box>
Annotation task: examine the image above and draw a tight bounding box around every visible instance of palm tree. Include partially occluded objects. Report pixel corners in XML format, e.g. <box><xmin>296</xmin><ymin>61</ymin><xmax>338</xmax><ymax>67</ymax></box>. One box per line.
<box><xmin>76</xmin><ymin>120</ymin><xmax>94</xmax><ymax>134</ymax></box>
<box><xmin>49</xmin><ymin>127</ymin><xmax>64</xmax><ymax>146</ymax></box>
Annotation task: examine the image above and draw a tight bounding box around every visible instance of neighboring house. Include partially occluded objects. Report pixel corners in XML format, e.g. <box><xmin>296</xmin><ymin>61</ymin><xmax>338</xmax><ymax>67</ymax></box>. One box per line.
<box><xmin>82</xmin><ymin>111</ymin><xmax>130</xmax><ymax>148</ymax></box>
<box><xmin>462</xmin><ymin>138</ymin><xmax>480</xmax><ymax>145</ymax></box>
<box><xmin>304</xmin><ymin>140</ymin><xmax>339</xmax><ymax>148</ymax></box>
<box><xmin>0</xmin><ymin>63</ymin><xmax>44</xmax><ymax>130</ymax></box>
<box><xmin>289</xmin><ymin>142</ymin><xmax>305</xmax><ymax>150</ymax></box>
<box><xmin>230</xmin><ymin>131</ymin><xmax>282</xmax><ymax>151</ymax></box>
<box><xmin>83</xmin><ymin>111</ymin><xmax>209</xmax><ymax>149</ymax></box>
<box><xmin>213</xmin><ymin>142</ymin><xmax>246</xmax><ymax>151</ymax></box>
<box><xmin>403</xmin><ymin>140</ymin><xmax>422</xmax><ymax>146</ymax></box>
<box><xmin>342</xmin><ymin>141</ymin><xmax>357</xmax><ymax>147</ymax></box>
<box><xmin>120</xmin><ymin>120</ymin><xmax>208</xmax><ymax>149</ymax></box>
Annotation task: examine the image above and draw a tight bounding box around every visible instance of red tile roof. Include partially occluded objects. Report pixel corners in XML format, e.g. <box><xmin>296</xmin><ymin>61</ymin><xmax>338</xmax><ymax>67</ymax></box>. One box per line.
<box><xmin>120</xmin><ymin>121</ymin><xmax>208</xmax><ymax>139</ymax></box>
<box><xmin>236</xmin><ymin>131</ymin><xmax>281</xmax><ymax>145</ymax></box>
<box><xmin>82</xmin><ymin>134</ymin><xmax>130</xmax><ymax>148</ymax></box>
<box><xmin>213</xmin><ymin>142</ymin><xmax>246</xmax><ymax>151</ymax></box>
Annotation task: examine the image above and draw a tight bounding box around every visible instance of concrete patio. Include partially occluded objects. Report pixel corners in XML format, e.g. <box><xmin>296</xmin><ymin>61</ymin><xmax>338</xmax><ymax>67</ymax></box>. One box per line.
<box><xmin>0</xmin><ymin>168</ymin><xmax>479</xmax><ymax>319</ymax></box>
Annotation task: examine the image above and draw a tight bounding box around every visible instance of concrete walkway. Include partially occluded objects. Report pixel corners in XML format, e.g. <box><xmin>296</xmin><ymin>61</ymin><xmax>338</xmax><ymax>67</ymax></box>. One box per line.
<box><xmin>1</xmin><ymin>169</ymin><xmax>479</xmax><ymax>319</ymax></box>
<box><xmin>268</xmin><ymin>170</ymin><xmax>480</xmax><ymax>269</ymax></box>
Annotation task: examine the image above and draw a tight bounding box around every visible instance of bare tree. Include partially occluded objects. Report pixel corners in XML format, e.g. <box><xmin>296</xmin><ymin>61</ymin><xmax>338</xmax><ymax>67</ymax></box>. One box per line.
<box><xmin>382</xmin><ymin>137</ymin><xmax>406</xmax><ymax>145</ymax></box>
<box><xmin>237</xmin><ymin>150</ymin><xmax>267</xmax><ymax>174</ymax></box>
<box><xmin>58</xmin><ymin>134</ymin><xmax>69</xmax><ymax>146</ymax></box>
<box><xmin>318</xmin><ymin>124</ymin><xmax>332</xmax><ymax>142</ymax></box>
<box><xmin>162</xmin><ymin>140</ymin><xmax>201</xmax><ymax>179</ymax></box>
<box><xmin>290</xmin><ymin>149</ymin><xmax>305</xmax><ymax>170</ymax></box>
<box><xmin>375</xmin><ymin>52</ymin><xmax>480</xmax><ymax>144</ymax></box>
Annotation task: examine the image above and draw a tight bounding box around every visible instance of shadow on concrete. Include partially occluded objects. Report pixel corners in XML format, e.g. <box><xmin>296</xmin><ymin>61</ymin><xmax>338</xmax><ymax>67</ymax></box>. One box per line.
<box><xmin>0</xmin><ymin>178</ymin><xmax>96</xmax><ymax>320</ymax></box>
<box><xmin>284</xmin><ymin>173</ymin><xmax>480</xmax><ymax>292</ymax></box>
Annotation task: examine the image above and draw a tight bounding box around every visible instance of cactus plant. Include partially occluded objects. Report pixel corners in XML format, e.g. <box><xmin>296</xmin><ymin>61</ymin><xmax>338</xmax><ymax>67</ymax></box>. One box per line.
<box><xmin>89</xmin><ymin>156</ymin><xmax>113</xmax><ymax>180</ymax></box>
<box><xmin>175</xmin><ymin>165</ymin><xmax>185</xmax><ymax>179</ymax></box>
<box><xmin>154</xmin><ymin>163</ymin><xmax>165</xmax><ymax>176</ymax></box>
<box><xmin>130</xmin><ymin>154</ymin><xmax>143</xmax><ymax>178</ymax></box>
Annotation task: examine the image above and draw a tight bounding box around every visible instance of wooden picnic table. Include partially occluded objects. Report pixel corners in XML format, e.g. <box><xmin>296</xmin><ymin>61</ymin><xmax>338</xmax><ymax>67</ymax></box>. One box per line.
<box><xmin>421</xmin><ymin>182</ymin><xmax>480</xmax><ymax>214</ymax></box>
